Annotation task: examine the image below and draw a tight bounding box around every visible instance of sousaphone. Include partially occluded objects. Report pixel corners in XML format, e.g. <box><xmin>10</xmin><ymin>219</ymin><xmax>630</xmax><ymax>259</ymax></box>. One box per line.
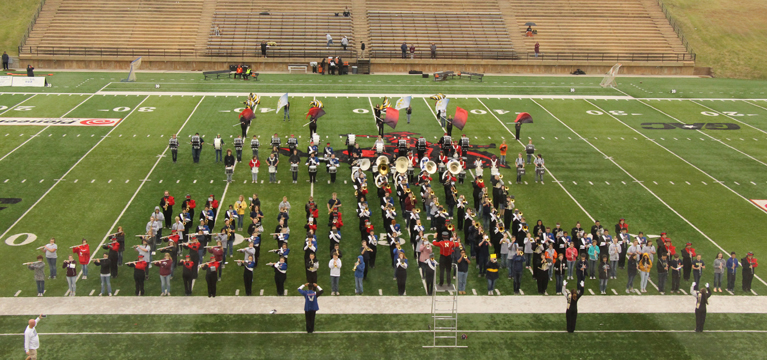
<box><xmin>425</xmin><ymin>161</ymin><xmax>437</xmax><ymax>174</ymax></box>
<box><xmin>447</xmin><ymin>160</ymin><xmax>461</xmax><ymax>175</ymax></box>
<box><xmin>395</xmin><ymin>157</ymin><xmax>409</xmax><ymax>174</ymax></box>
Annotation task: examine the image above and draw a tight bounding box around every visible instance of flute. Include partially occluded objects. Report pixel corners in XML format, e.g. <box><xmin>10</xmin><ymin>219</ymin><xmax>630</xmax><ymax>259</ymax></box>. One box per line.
<box><xmin>198</xmin><ymin>261</ymin><xmax>215</xmax><ymax>269</ymax></box>
<box><xmin>69</xmin><ymin>245</ymin><xmax>80</xmax><ymax>249</ymax></box>
<box><xmin>204</xmin><ymin>245</ymin><xmax>221</xmax><ymax>249</ymax></box>
<box><xmin>36</xmin><ymin>246</ymin><xmax>46</xmax><ymax>250</ymax></box>
<box><xmin>22</xmin><ymin>261</ymin><xmax>43</xmax><ymax>265</ymax></box>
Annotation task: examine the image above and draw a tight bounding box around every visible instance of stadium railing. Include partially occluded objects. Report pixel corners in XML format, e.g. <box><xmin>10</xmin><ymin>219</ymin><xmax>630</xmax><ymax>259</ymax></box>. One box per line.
<box><xmin>656</xmin><ymin>0</ymin><xmax>696</xmax><ymax>58</ymax></box>
<box><xmin>368</xmin><ymin>50</ymin><xmax>694</xmax><ymax>62</ymax></box>
<box><xmin>20</xmin><ymin>46</ymin><xmax>357</xmax><ymax>59</ymax></box>
<box><xmin>17</xmin><ymin>0</ymin><xmax>47</xmax><ymax>54</ymax></box>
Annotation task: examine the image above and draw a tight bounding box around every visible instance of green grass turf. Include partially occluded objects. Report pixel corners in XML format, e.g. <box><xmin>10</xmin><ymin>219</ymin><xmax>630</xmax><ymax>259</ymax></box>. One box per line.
<box><xmin>0</xmin><ymin>313</ymin><xmax>765</xmax><ymax>358</ymax></box>
<box><xmin>5</xmin><ymin>72</ymin><xmax>767</xmax><ymax>99</ymax></box>
<box><xmin>0</xmin><ymin>0</ymin><xmax>39</xmax><ymax>57</ymax></box>
<box><xmin>0</xmin><ymin>92</ymin><xmax>765</xmax><ymax>299</ymax></box>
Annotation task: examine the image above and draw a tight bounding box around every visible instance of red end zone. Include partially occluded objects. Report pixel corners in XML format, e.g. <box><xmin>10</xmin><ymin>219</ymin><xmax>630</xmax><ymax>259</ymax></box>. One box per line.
<box><xmin>0</xmin><ymin>118</ymin><xmax>122</xmax><ymax>126</ymax></box>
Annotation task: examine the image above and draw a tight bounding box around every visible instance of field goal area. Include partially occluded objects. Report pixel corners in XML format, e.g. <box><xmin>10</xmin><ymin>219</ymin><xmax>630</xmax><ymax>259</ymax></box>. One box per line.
<box><xmin>600</xmin><ymin>63</ymin><xmax>622</xmax><ymax>88</ymax></box>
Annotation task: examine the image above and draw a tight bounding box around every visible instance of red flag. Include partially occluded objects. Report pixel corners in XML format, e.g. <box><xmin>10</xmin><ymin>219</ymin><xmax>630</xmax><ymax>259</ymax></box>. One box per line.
<box><xmin>239</xmin><ymin>108</ymin><xmax>254</xmax><ymax>121</ymax></box>
<box><xmin>306</xmin><ymin>107</ymin><xmax>326</xmax><ymax>120</ymax></box>
<box><xmin>384</xmin><ymin>107</ymin><xmax>399</xmax><ymax>129</ymax></box>
<box><xmin>453</xmin><ymin>107</ymin><xmax>468</xmax><ymax>130</ymax></box>
<box><xmin>515</xmin><ymin>112</ymin><xmax>533</xmax><ymax>124</ymax></box>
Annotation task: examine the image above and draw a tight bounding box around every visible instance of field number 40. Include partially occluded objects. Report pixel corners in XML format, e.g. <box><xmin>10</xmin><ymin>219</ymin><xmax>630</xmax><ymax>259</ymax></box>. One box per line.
<box><xmin>587</xmin><ymin>110</ymin><xmax>628</xmax><ymax>115</ymax></box>
<box><xmin>112</xmin><ymin>107</ymin><xmax>155</xmax><ymax>112</ymax></box>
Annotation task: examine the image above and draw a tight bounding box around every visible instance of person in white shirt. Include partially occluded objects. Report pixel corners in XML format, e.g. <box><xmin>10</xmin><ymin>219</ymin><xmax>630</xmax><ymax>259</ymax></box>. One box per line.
<box><xmin>341</xmin><ymin>36</ymin><xmax>349</xmax><ymax>51</ymax></box>
<box><xmin>326</xmin><ymin>33</ymin><xmax>333</xmax><ymax>48</ymax></box>
<box><xmin>24</xmin><ymin>315</ymin><xmax>43</xmax><ymax>360</ymax></box>
<box><xmin>328</xmin><ymin>253</ymin><xmax>342</xmax><ymax>295</ymax></box>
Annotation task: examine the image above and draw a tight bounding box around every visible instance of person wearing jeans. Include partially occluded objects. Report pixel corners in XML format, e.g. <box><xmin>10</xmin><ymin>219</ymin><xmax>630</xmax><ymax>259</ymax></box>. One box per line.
<box><xmin>354</xmin><ymin>255</ymin><xmax>365</xmax><ymax>294</ymax></box>
<box><xmin>63</xmin><ymin>255</ymin><xmax>77</xmax><ymax>296</ymax></box>
<box><xmin>43</xmin><ymin>238</ymin><xmax>58</xmax><ymax>279</ymax></box>
<box><xmin>692</xmin><ymin>254</ymin><xmax>705</xmax><ymax>291</ymax></box>
<box><xmin>638</xmin><ymin>253</ymin><xmax>652</xmax><ymax>293</ymax></box>
<box><xmin>566</xmin><ymin>242</ymin><xmax>578</xmax><ymax>279</ymax></box>
<box><xmin>456</xmin><ymin>249</ymin><xmax>470</xmax><ymax>294</ymax></box>
<box><xmin>657</xmin><ymin>254</ymin><xmax>669</xmax><ymax>294</ymax></box>
<box><xmin>26</xmin><ymin>255</ymin><xmax>46</xmax><ymax>296</ymax></box>
<box><xmin>155</xmin><ymin>253</ymin><xmax>173</xmax><ymax>296</ymax></box>
<box><xmin>486</xmin><ymin>254</ymin><xmax>500</xmax><ymax>295</ymax></box>
<box><xmin>598</xmin><ymin>255</ymin><xmax>609</xmax><ymax>294</ymax></box>
<box><xmin>511</xmin><ymin>250</ymin><xmax>525</xmax><ymax>294</ymax></box>
<box><xmin>725</xmin><ymin>252</ymin><xmax>739</xmax><ymax>292</ymax></box>
<box><xmin>608</xmin><ymin>239</ymin><xmax>620</xmax><ymax>279</ymax></box>
<box><xmin>712</xmin><ymin>252</ymin><xmax>724</xmax><ymax>293</ymax></box>
<box><xmin>329</xmin><ymin>254</ymin><xmax>342</xmax><ymax>295</ymax></box>
<box><xmin>587</xmin><ymin>242</ymin><xmax>600</xmax><ymax>279</ymax></box>
<box><xmin>94</xmin><ymin>254</ymin><xmax>113</xmax><ymax>296</ymax></box>
<box><xmin>554</xmin><ymin>253</ymin><xmax>567</xmax><ymax>294</ymax></box>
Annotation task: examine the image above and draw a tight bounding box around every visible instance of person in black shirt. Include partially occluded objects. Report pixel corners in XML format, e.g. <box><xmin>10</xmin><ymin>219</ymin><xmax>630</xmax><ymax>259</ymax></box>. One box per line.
<box><xmin>224</xmin><ymin>149</ymin><xmax>235</xmax><ymax>183</ymax></box>
<box><xmin>1</xmin><ymin>52</ymin><xmax>8</xmax><ymax>70</ymax></box>
<box><xmin>261</xmin><ymin>41</ymin><xmax>268</xmax><ymax>58</ymax></box>
<box><xmin>93</xmin><ymin>253</ymin><xmax>112</xmax><ymax>296</ymax></box>
<box><xmin>27</xmin><ymin>64</ymin><xmax>34</xmax><ymax>77</ymax></box>
<box><xmin>692</xmin><ymin>282</ymin><xmax>711</xmax><ymax>332</ymax></box>
<box><xmin>563</xmin><ymin>280</ymin><xmax>584</xmax><ymax>332</ymax></box>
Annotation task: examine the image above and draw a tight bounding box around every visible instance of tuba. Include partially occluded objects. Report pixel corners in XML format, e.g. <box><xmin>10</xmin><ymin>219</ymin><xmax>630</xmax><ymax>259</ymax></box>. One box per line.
<box><xmin>358</xmin><ymin>158</ymin><xmax>371</xmax><ymax>171</ymax></box>
<box><xmin>425</xmin><ymin>161</ymin><xmax>437</xmax><ymax>174</ymax></box>
<box><xmin>395</xmin><ymin>157</ymin><xmax>409</xmax><ymax>174</ymax></box>
<box><xmin>447</xmin><ymin>160</ymin><xmax>461</xmax><ymax>175</ymax></box>
<box><xmin>378</xmin><ymin>163</ymin><xmax>390</xmax><ymax>176</ymax></box>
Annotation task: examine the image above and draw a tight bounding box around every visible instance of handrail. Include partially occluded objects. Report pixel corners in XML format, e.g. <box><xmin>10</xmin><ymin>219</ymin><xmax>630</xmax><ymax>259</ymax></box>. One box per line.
<box><xmin>19</xmin><ymin>46</ymin><xmax>357</xmax><ymax>60</ymax></box>
<box><xmin>17</xmin><ymin>0</ymin><xmax>47</xmax><ymax>55</ymax></box>
<box><xmin>656</xmin><ymin>0</ymin><xmax>695</xmax><ymax>60</ymax></box>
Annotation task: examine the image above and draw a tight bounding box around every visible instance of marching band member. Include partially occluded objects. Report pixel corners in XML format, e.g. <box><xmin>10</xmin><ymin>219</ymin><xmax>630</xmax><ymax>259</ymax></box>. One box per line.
<box><xmin>249</xmin><ymin>155</ymin><xmax>261</xmax><ymax>183</ymax></box>
<box><xmin>411</xmin><ymin>221</ymin><xmax>424</xmax><ymax>259</ymax></box>
<box><xmin>153</xmin><ymin>253</ymin><xmax>173</xmax><ymax>296</ymax></box>
<box><xmin>179</xmin><ymin>255</ymin><xmax>195</xmax><ymax>295</ymax></box>
<box><xmin>190</xmin><ymin>132</ymin><xmax>203</xmax><ymax>163</ymax></box>
<box><xmin>267</xmin><ymin>257</ymin><xmax>288</xmax><ymax>295</ymax></box>
<box><xmin>158</xmin><ymin>238</ymin><xmax>178</xmax><ymax>277</ymax></box>
<box><xmin>498</xmin><ymin>139</ymin><xmax>507</xmax><ymax>165</ymax></box>
<box><xmin>250</xmin><ymin>134</ymin><xmax>260</xmax><ymax>159</ymax></box>
<box><xmin>160</xmin><ymin>191</ymin><xmax>175</xmax><ymax>229</ymax></box>
<box><xmin>307</xmin><ymin>141</ymin><xmax>319</xmax><ymax>156</ymax></box>
<box><xmin>209</xmin><ymin>241</ymin><xmax>224</xmax><ymax>281</ymax></box>
<box><xmin>416</xmin><ymin>136</ymin><xmax>427</xmax><ymax>160</ymax></box>
<box><xmin>397</xmin><ymin>136</ymin><xmax>408</xmax><ymax>158</ymax></box>
<box><xmin>375</xmin><ymin>106</ymin><xmax>384</xmax><ymax>136</ymax></box>
<box><xmin>742</xmin><ymin>251</ymin><xmax>758</xmax><ymax>293</ymax></box>
<box><xmin>395</xmin><ymin>251</ymin><xmax>408</xmax><ymax>295</ymax></box>
<box><xmin>345</xmin><ymin>133</ymin><xmax>356</xmax><ymax>163</ymax></box>
<box><xmin>438</xmin><ymin>133</ymin><xmax>451</xmax><ymax>154</ymax></box>
<box><xmin>515</xmin><ymin>153</ymin><xmax>525</xmax><ymax>184</ymax></box>
<box><xmin>238</xmin><ymin>236</ymin><xmax>258</xmax><ymax>265</ymax></box>
<box><xmin>329</xmin><ymin>225</ymin><xmax>341</xmax><ymax>255</ymax></box>
<box><xmin>168</xmin><ymin>133</ymin><xmax>179</xmax><ymax>163</ymax></box>
<box><xmin>433</xmin><ymin>232</ymin><xmax>460</xmax><ymax>287</ymax></box>
<box><xmin>407</xmin><ymin>150</ymin><xmax>417</xmax><ymax>183</ymax></box>
<box><xmin>424</xmin><ymin>254</ymin><xmax>437</xmax><ymax>295</ymax></box>
<box><xmin>437</xmin><ymin>150</ymin><xmax>448</xmax><ymax>177</ymax></box>
<box><xmin>267</xmin><ymin>151</ymin><xmax>279</xmax><ymax>183</ymax></box>
<box><xmin>135</xmin><ymin>239</ymin><xmax>151</xmax><ymax>278</ymax></box>
<box><xmin>328</xmin><ymin>253</ymin><xmax>342</xmax><ymax>295</ymax></box>
<box><xmin>362</xmin><ymin>236</ymin><xmax>375</xmax><ymax>279</ymax></box>
<box><xmin>327</xmin><ymin>154</ymin><xmax>339</xmax><ymax>183</ymax></box>
<box><xmin>472</xmin><ymin>176</ymin><xmax>484</xmax><ymax>212</ymax></box>
<box><xmin>63</xmin><ymin>255</ymin><xmax>77</xmax><ymax>296</ymax></box>
<box><xmin>102</xmin><ymin>237</ymin><xmax>120</xmax><ymax>278</ymax></box>
<box><xmin>306</xmin><ymin>152</ymin><xmax>320</xmax><ymax>183</ymax></box>
<box><xmin>92</xmin><ymin>253</ymin><xmax>112</xmax><ymax>296</ymax></box>
<box><xmin>323</xmin><ymin>142</ymin><xmax>334</xmax><ymax>163</ymax></box>
<box><xmin>72</xmin><ymin>239</ymin><xmax>90</xmax><ymax>279</ymax></box>
<box><xmin>288</xmin><ymin>134</ymin><xmax>298</xmax><ymax>153</ymax></box>
<box><xmin>487</xmin><ymin>253</ymin><xmax>500</xmax><ymax>295</ymax></box>
<box><xmin>234</xmin><ymin>135</ymin><xmax>244</xmax><ymax>163</ymax></box>
<box><xmin>126</xmin><ymin>255</ymin><xmax>148</xmax><ymax>296</ymax></box>
<box><xmin>200</xmin><ymin>256</ymin><xmax>220</xmax><ymax>297</ymax></box>
<box><xmin>306</xmin><ymin>252</ymin><xmax>319</xmax><ymax>283</ymax></box>
<box><xmin>211</xmin><ymin>134</ymin><xmax>225</xmax><ymax>163</ymax></box>
<box><xmin>288</xmin><ymin>149</ymin><xmax>300</xmax><ymax>184</ymax></box>
<box><xmin>235</xmin><ymin>255</ymin><xmax>256</xmax><ymax>296</ymax></box>
<box><xmin>303</xmin><ymin>230</ymin><xmax>318</xmax><ymax>261</ymax></box>
<box><xmin>388</xmin><ymin>219</ymin><xmax>403</xmax><ymax>268</ymax></box>
<box><xmin>181</xmin><ymin>235</ymin><xmax>201</xmax><ymax>279</ymax></box>
<box><xmin>373</xmin><ymin>136</ymin><xmax>385</xmax><ymax>157</ymax></box>
<box><xmin>113</xmin><ymin>226</ymin><xmax>125</xmax><ymax>266</ymax></box>
<box><xmin>182</xmin><ymin>194</ymin><xmax>196</xmax><ymax>221</ymax></box>
<box><xmin>691</xmin><ymin>282</ymin><xmax>711</xmax><ymax>332</ymax></box>
<box><xmin>473</xmin><ymin>156</ymin><xmax>484</xmax><ymax>179</ymax></box>
<box><xmin>456</xmin><ymin>195</ymin><xmax>467</xmax><ymax>231</ymax></box>
<box><xmin>534</xmin><ymin>153</ymin><xmax>545</xmax><ymax>184</ymax></box>
<box><xmin>270</xmin><ymin>133</ymin><xmax>281</xmax><ymax>150</ymax></box>
<box><xmin>460</xmin><ymin>134</ymin><xmax>470</xmax><ymax>155</ymax></box>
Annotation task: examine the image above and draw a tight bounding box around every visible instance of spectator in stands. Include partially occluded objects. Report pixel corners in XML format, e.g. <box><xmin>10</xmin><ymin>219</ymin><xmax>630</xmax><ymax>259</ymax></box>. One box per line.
<box><xmin>526</xmin><ymin>26</ymin><xmax>533</xmax><ymax>37</ymax></box>
<box><xmin>430</xmin><ymin>43</ymin><xmax>436</xmax><ymax>59</ymax></box>
<box><xmin>27</xmin><ymin>64</ymin><xmax>34</xmax><ymax>77</ymax></box>
<box><xmin>2</xmin><ymin>52</ymin><xmax>9</xmax><ymax>70</ymax></box>
<box><xmin>341</xmin><ymin>36</ymin><xmax>349</xmax><ymax>51</ymax></box>
<box><xmin>326</xmin><ymin>34</ymin><xmax>334</xmax><ymax>49</ymax></box>
<box><xmin>401</xmin><ymin>42</ymin><xmax>408</xmax><ymax>59</ymax></box>
<box><xmin>409</xmin><ymin>44</ymin><xmax>415</xmax><ymax>59</ymax></box>
<box><xmin>261</xmin><ymin>41</ymin><xmax>268</xmax><ymax>58</ymax></box>
<box><xmin>343</xmin><ymin>7</ymin><xmax>351</xmax><ymax>17</ymax></box>
<box><xmin>214</xmin><ymin>25</ymin><xmax>221</xmax><ymax>37</ymax></box>
<box><xmin>361</xmin><ymin>42</ymin><xmax>366</xmax><ymax>58</ymax></box>
<box><xmin>534</xmin><ymin>42</ymin><xmax>540</xmax><ymax>58</ymax></box>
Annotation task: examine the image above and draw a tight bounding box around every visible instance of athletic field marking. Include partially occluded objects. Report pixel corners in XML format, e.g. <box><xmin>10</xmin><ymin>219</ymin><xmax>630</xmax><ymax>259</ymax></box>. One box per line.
<box><xmin>89</xmin><ymin>290</ymin><xmax>95</xmax><ymax>296</ymax></box>
<box><xmin>0</xmin><ymin>93</ymin><xmax>95</xmax><ymax>163</ymax></box>
<box><xmin>421</xmin><ymin>97</ymin><xmax>447</xmax><ymax>132</ymax></box>
<box><xmin>0</xmin><ymin>96</ymin><xmax>151</xmax><ymax>242</ymax></box>
<box><xmin>478</xmin><ymin>98</ymin><xmax>594</xmax><ymax>223</ymax></box>
<box><xmin>114</xmin><ymin>289</ymin><xmax>120</xmax><ymax>296</ymax></box>
<box><xmin>637</xmin><ymin>100</ymin><xmax>767</xmax><ymax>168</ymax></box>
<box><xmin>612</xmin><ymin>289</ymin><xmax>618</xmax><ymax>295</ymax></box>
<box><xmin>260</xmin><ymin>289</ymin><xmax>264</xmax><ymax>296</ymax></box>
<box><xmin>0</xmin><ymin>329</ymin><xmax>764</xmax><ymax>337</ymax></box>
<box><xmin>692</xmin><ymin>100</ymin><xmax>767</xmax><ymax>136</ymax></box>
<box><xmin>214</xmin><ymin>102</ymin><xmax>256</xmax><ymax>227</ymax></box>
<box><xmin>582</xmin><ymin>100</ymin><xmax>767</xmax><ymax>287</ymax></box>
<box><xmin>0</xmin><ymin>94</ymin><xmax>37</xmax><ymax>116</ymax></box>
<box><xmin>14</xmin><ymin>290</ymin><xmax>21</xmax><ymax>297</ymax></box>
<box><xmin>81</xmin><ymin>96</ymin><xmax>205</xmax><ymax>282</ymax></box>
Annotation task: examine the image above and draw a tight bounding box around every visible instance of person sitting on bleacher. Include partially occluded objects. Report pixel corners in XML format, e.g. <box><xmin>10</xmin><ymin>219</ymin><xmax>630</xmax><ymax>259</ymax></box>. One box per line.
<box><xmin>343</xmin><ymin>7</ymin><xmax>351</xmax><ymax>17</ymax></box>
<box><xmin>526</xmin><ymin>26</ymin><xmax>533</xmax><ymax>37</ymax></box>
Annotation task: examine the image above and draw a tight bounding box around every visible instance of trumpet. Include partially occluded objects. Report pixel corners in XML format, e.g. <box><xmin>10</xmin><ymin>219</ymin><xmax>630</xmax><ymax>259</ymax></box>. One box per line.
<box><xmin>499</xmin><ymin>174</ymin><xmax>504</xmax><ymax>180</ymax></box>
<box><xmin>446</xmin><ymin>224</ymin><xmax>454</xmax><ymax>232</ymax></box>
<box><xmin>414</xmin><ymin>208</ymin><xmax>421</xmax><ymax>214</ymax></box>
<box><xmin>504</xmin><ymin>186</ymin><xmax>509</xmax><ymax>192</ymax></box>
<box><xmin>522</xmin><ymin>225</ymin><xmax>529</xmax><ymax>232</ymax></box>
<box><xmin>451</xmin><ymin>187</ymin><xmax>458</xmax><ymax>194</ymax></box>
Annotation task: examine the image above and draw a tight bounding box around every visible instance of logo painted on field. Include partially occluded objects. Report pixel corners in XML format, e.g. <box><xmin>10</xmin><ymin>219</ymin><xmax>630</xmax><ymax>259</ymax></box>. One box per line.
<box><xmin>0</xmin><ymin>198</ymin><xmax>21</xmax><ymax>212</ymax></box>
<box><xmin>0</xmin><ymin>118</ymin><xmax>122</xmax><ymax>127</ymax></box>
<box><xmin>750</xmin><ymin>200</ymin><xmax>767</xmax><ymax>213</ymax></box>
<box><xmin>268</xmin><ymin>131</ymin><xmax>506</xmax><ymax>169</ymax></box>
<box><xmin>641</xmin><ymin>123</ymin><xmax>741</xmax><ymax>130</ymax></box>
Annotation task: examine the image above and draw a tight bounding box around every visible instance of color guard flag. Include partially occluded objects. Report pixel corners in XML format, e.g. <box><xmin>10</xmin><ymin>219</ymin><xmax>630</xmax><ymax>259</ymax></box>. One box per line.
<box><xmin>306</xmin><ymin>107</ymin><xmax>326</xmax><ymax>120</ymax></box>
<box><xmin>240</xmin><ymin>107</ymin><xmax>255</xmax><ymax>121</ymax></box>
<box><xmin>430</xmin><ymin>93</ymin><xmax>446</xmax><ymax>100</ymax></box>
<box><xmin>382</xmin><ymin>97</ymin><xmax>392</xmax><ymax>109</ymax></box>
<box><xmin>515</xmin><ymin>112</ymin><xmax>533</xmax><ymax>124</ymax></box>
<box><xmin>395</xmin><ymin>96</ymin><xmax>411</xmax><ymax>110</ymax></box>
<box><xmin>276</xmin><ymin>93</ymin><xmax>288</xmax><ymax>113</ymax></box>
<box><xmin>436</xmin><ymin>98</ymin><xmax>449</xmax><ymax>113</ymax></box>
<box><xmin>384</xmin><ymin>107</ymin><xmax>399</xmax><ymax>129</ymax></box>
<box><xmin>453</xmin><ymin>107</ymin><xmax>468</xmax><ymax>130</ymax></box>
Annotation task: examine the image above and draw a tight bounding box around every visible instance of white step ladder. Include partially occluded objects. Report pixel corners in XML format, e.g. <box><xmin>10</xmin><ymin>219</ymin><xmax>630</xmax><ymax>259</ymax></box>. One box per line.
<box><xmin>424</xmin><ymin>263</ymin><xmax>466</xmax><ymax>348</ymax></box>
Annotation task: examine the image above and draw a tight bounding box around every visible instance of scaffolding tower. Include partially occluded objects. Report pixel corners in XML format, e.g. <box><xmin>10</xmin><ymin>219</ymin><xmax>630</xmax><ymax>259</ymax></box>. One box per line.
<box><xmin>423</xmin><ymin>263</ymin><xmax>466</xmax><ymax>348</ymax></box>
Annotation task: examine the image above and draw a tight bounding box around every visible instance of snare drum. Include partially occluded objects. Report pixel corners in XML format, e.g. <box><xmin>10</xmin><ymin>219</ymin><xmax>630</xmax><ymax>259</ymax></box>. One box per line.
<box><xmin>269</xmin><ymin>166</ymin><xmax>277</xmax><ymax>173</ymax></box>
<box><xmin>225</xmin><ymin>166</ymin><xmax>234</xmax><ymax>175</ymax></box>
<box><xmin>309</xmin><ymin>165</ymin><xmax>318</xmax><ymax>172</ymax></box>
<box><xmin>490</xmin><ymin>167</ymin><xmax>500</xmax><ymax>176</ymax></box>
<box><xmin>290</xmin><ymin>164</ymin><xmax>298</xmax><ymax>172</ymax></box>
<box><xmin>517</xmin><ymin>167</ymin><xmax>525</xmax><ymax>176</ymax></box>
<box><xmin>329</xmin><ymin>166</ymin><xmax>337</xmax><ymax>173</ymax></box>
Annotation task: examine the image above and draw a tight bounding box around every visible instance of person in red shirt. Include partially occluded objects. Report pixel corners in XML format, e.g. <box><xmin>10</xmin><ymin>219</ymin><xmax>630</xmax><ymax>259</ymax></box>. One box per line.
<box><xmin>249</xmin><ymin>156</ymin><xmax>260</xmax><ymax>183</ymax></box>
<box><xmin>208</xmin><ymin>195</ymin><xmax>220</xmax><ymax>226</ymax></box>
<box><xmin>209</xmin><ymin>241</ymin><xmax>224</xmax><ymax>281</ymax></box>
<box><xmin>200</xmin><ymin>256</ymin><xmax>220</xmax><ymax>297</ymax></box>
<box><xmin>742</xmin><ymin>252</ymin><xmax>758</xmax><ymax>292</ymax></box>
<box><xmin>181</xmin><ymin>236</ymin><xmax>201</xmax><ymax>279</ymax></box>
<box><xmin>126</xmin><ymin>255</ymin><xmax>148</xmax><ymax>296</ymax></box>
<box><xmin>160</xmin><ymin>191</ymin><xmax>175</xmax><ymax>229</ymax></box>
<box><xmin>102</xmin><ymin>239</ymin><xmax>120</xmax><ymax>278</ymax></box>
<box><xmin>432</xmin><ymin>232</ymin><xmax>460</xmax><ymax>287</ymax></box>
<box><xmin>153</xmin><ymin>253</ymin><xmax>173</xmax><ymax>296</ymax></box>
<box><xmin>182</xmin><ymin>194</ymin><xmax>196</xmax><ymax>220</ymax></box>
<box><xmin>72</xmin><ymin>239</ymin><xmax>91</xmax><ymax>279</ymax></box>
<box><xmin>682</xmin><ymin>242</ymin><xmax>697</xmax><ymax>281</ymax></box>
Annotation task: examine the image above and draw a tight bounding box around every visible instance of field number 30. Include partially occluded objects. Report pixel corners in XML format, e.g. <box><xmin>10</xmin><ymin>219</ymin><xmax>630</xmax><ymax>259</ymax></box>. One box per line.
<box><xmin>587</xmin><ymin>110</ymin><xmax>627</xmax><ymax>115</ymax></box>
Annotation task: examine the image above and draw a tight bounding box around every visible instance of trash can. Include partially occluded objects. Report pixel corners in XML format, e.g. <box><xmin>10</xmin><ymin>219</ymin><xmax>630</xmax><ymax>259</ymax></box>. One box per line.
<box><xmin>352</xmin><ymin>66</ymin><xmax>358</xmax><ymax>74</ymax></box>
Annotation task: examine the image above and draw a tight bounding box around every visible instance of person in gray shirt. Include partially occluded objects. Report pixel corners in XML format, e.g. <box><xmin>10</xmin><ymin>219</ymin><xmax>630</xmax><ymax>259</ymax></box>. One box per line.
<box><xmin>525</xmin><ymin>140</ymin><xmax>535</xmax><ymax>164</ymax></box>
<box><xmin>42</xmin><ymin>238</ymin><xmax>58</xmax><ymax>279</ymax></box>
<box><xmin>25</xmin><ymin>255</ymin><xmax>46</xmax><ymax>296</ymax></box>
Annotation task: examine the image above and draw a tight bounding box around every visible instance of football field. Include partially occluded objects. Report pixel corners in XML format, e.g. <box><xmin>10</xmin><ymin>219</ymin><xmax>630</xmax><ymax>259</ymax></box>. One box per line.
<box><xmin>1</xmin><ymin>72</ymin><xmax>766</xmax><ymax>357</ymax></box>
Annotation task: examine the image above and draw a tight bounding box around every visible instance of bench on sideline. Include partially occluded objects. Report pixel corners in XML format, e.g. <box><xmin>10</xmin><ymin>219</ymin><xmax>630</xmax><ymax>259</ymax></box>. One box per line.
<box><xmin>288</xmin><ymin>64</ymin><xmax>308</xmax><ymax>73</ymax></box>
<box><xmin>459</xmin><ymin>72</ymin><xmax>484</xmax><ymax>82</ymax></box>
<box><xmin>434</xmin><ymin>70</ymin><xmax>455</xmax><ymax>81</ymax></box>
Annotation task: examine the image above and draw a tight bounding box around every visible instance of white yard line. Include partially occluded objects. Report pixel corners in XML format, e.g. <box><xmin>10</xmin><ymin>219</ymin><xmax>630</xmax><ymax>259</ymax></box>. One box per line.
<box><xmin>0</xmin><ymin>96</ymin><xmax>151</xmax><ymax>242</ymax></box>
<box><xmin>0</xmin><ymin>94</ymin><xmax>38</xmax><ymax>116</ymax></box>
<box><xmin>82</xmin><ymin>96</ymin><xmax>205</xmax><ymax>281</ymax></box>
<box><xmin>213</xmin><ymin>103</ymin><xmax>258</xmax><ymax>227</ymax></box>
<box><xmin>543</xmin><ymin>99</ymin><xmax>767</xmax><ymax>287</ymax></box>
<box><xmin>477</xmin><ymin>98</ymin><xmax>594</xmax><ymax>223</ymax></box>
<box><xmin>584</xmin><ymin>99</ymin><xmax>767</xmax><ymax>215</ymax></box>
<box><xmin>421</xmin><ymin>97</ymin><xmax>447</xmax><ymax>132</ymax></box>
<box><xmin>691</xmin><ymin>100</ymin><xmax>767</xmax><ymax>136</ymax></box>
<box><xmin>635</xmin><ymin>99</ymin><xmax>767</xmax><ymax>167</ymax></box>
